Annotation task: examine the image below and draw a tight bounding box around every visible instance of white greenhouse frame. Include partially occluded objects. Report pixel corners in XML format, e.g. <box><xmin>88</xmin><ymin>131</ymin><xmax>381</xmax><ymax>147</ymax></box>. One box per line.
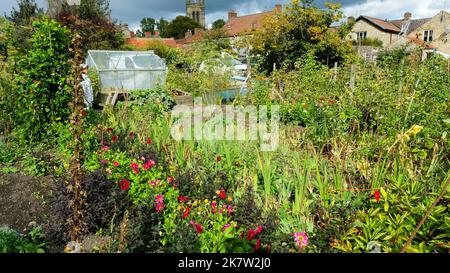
<box><xmin>86</xmin><ymin>50</ymin><xmax>167</xmax><ymax>94</ymax></box>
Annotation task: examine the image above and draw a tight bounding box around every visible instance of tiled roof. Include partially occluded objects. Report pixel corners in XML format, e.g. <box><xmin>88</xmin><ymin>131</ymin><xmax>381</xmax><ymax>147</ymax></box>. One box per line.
<box><xmin>223</xmin><ymin>11</ymin><xmax>273</xmax><ymax>36</ymax></box>
<box><xmin>125</xmin><ymin>38</ymin><xmax>180</xmax><ymax>50</ymax></box>
<box><xmin>358</xmin><ymin>16</ymin><xmax>401</xmax><ymax>33</ymax></box>
<box><xmin>357</xmin><ymin>15</ymin><xmax>431</xmax><ymax>35</ymax></box>
<box><xmin>389</xmin><ymin>18</ymin><xmax>431</xmax><ymax>34</ymax></box>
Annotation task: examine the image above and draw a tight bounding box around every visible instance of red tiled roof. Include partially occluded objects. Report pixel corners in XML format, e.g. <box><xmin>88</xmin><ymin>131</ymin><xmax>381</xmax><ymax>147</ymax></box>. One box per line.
<box><xmin>125</xmin><ymin>38</ymin><xmax>180</xmax><ymax>50</ymax></box>
<box><xmin>358</xmin><ymin>16</ymin><xmax>400</xmax><ymax>33</ymax></box>
<box><xmin>223</xmin><ymin>11</ymin><xmax>273</xmax><ymax>37</ymax></box>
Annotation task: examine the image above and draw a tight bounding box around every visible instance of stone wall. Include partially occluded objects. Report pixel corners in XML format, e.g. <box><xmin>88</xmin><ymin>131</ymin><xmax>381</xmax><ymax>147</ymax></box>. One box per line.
<box><xmin>353</xmin><ymin>46</ymin><xmax>382</xmax><ymax>61</ymax></box>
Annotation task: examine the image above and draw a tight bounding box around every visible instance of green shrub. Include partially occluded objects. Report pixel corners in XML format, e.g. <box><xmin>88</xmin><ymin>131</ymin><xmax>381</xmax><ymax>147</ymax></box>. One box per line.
<box><xmin>12</xmin><ymin>19</ymin><xmax>73</xmax><ymax>144</ymax></box>
<box><xmin>0</xmin><ymin>226</ymin><xmax>46</xmax><ymax>253</ymax></box>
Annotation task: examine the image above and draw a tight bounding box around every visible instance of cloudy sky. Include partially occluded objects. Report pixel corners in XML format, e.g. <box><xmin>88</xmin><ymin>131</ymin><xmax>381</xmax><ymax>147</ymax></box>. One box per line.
<box><xmin>0</xmin><ymin>0</ymin><xmax>448</xmax><ymax>29</ymax></box>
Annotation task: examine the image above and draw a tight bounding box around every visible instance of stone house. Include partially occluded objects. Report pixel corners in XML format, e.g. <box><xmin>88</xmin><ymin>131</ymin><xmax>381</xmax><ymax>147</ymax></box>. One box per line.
<box><xmin>349</xmin><ymin>11</ymin><xmax>450</xmax><ymax>59</ymax></box>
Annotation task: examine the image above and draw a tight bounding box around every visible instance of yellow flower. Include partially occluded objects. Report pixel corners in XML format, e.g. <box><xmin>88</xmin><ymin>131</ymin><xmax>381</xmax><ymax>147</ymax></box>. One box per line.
<box><xmin>227</xmin><ymin>196</ymin><xmax>233</xmax><ymax>203</ymax></box>
<box><xmin>204</xmin><ymin>199</ymin><xmax>209</xmax><ymax>204</ymax></box>
<box><xmin>409</xmin><ymin>125</ymin><xmax>423</xmax><ymax>136</ymax></box>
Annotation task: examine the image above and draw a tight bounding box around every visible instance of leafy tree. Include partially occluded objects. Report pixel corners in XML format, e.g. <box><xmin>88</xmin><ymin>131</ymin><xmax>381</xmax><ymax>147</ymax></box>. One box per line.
<box><xmin>212</xmin><ymin>19</ymin><xmax>226</xmax><ymax>30</ymax></box>
<box><xmin>162</xmin><ymin>16</ymin><xmax>202</xmax><ymax>40</ymax></box>
<box><xmin>250</xmin><ymin>0</ymin><xmax>353</xmax><ymax>72</ymax></box>
<box><xmin>140</xmin><ymin>17</ymin><xmax>156</xmax><ymax>36</ymax></box>
<box><xmin>77</xmin><ymin>0</ymin><xmax>111</xmax><ymax>21</ymax></box>
<box><xmin>157</xmin><ymin>17</ymin><xmax>169</xmax><ymax>36</ymax></box>
<box><xmin>57</xmin><ymin>0</ymin><xmax>123</xmax><ymax>54</ymax></box>
<box><xmin>7</xmin><ymin>0</ymin><xmax>43</xmax><ymax>25</ymax></box>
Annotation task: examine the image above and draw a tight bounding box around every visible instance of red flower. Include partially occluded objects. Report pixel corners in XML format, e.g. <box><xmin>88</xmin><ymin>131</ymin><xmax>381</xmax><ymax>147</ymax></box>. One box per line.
<box><xmin>107</xmin><ymin>128</ymin><xmax>113</xmax><ymax>133</ymax></box>
<box><xmin>194</xmin><ymin>223</ymin><xmax>203</xmax><ymax>234</ymax></box>
<box><xmin>256</xmin><ymin>225</ymin><xmax>263</xmax><ymax>235</ymax></box>
<box><xmin>146</xmin><ymin>137</ymin><xmax>152</xmax><ymax>145</ymax></box>
<box><xmin>266</xmin><ymin>243</ymin><xmax>271</xmax><ymax>253</ymax></box>
<box><xmin>216</xmin><ymin>155</ymin><xmax>222</xmax><ymax>163</ymax></box>
<box><xmin>119</xmin><ymin>180</ymin><xmax>130</xmax><ymax>191</ymax></box>
<box><xmin>247</xmin><ymin>229</ymin><xmax>256</xmax><ymax>241</ymax></box>
<box><xmin>156</xmin><ymin>203</ymin><xmax>165</xmax><ymax>213</ymax></box>
<box><xmin>374</xmin><ymin>190</ymin><xmax>381</xmax><ymax>202</ymax></box>
<box><xmin>218</xmin><ymin>189</ymin><xmax>227</xmax><ymax>200</ymax></box>
<box><xmin>130</xmin><ymin>163</ymin><xmax>139</xmax><ymax>174</ymax></box>
<box><xmin>129</xmin><ymin>132</ymin><xmax>135</xmax><ymax>139</ymax></box>
<box><xmin>113</xmin><ymin>162</ymin><xmax>120</xmax><ymax>167</ymax></box>
<box><xmin>182</xmin><ymin>207</ymin><xmax>191</xmax><ymax>219</ymax></box>
<box><xmin>143</xmin><ymin>160</ymin><xmax>156</xmax><ymax>170</ymax></box>
<box><xmin>112</xmin><ymin>135</ymin><xmax>118</xmax><ymax>142</ymax></box>
<box><xmin>178</xmin><ymin>196</ymin><xmax>189</xmax><ymax>203</ymax></box>
<box><xmin>167</xmin><ymin>177</ymin><xmax>175</xmax><ymax>184</ymax></box>
<box><xmin>254</xmin><ymin>238</ymin><xmax>261</xmax><ymax>252</ymax></box>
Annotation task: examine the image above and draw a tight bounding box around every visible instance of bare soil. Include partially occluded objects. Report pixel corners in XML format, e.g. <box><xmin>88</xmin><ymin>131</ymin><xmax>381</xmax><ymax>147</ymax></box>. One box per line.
<box><xmin>0</xmin><ymin>173</ymin><xmax>56</xmax><ymax>233</ymax></box>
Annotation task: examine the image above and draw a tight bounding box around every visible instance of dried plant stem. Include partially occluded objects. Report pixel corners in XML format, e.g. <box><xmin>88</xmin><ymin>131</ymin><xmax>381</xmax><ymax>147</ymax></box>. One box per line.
<box><xmin>401</xmin><ymin>177</ymin><xmax>450</xmax><ymax>253</ymax></box>
<box><xmin>67</xmin><ymin>33</ymin><xmax>87</xmax><ymax>242</ymax></box>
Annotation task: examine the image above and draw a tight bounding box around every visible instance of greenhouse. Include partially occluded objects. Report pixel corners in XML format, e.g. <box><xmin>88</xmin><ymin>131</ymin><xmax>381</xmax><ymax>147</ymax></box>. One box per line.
<box><xmin>86</xmin><ymin>50</ymin><xmax>167</xmax><ymax>94</ymax></box>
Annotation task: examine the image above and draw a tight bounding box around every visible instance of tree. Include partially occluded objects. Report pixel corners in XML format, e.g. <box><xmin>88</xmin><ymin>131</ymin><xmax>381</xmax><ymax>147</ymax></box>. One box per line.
<box><xmin>250</xmin><ymin>0</ymin><xmax>353</xmax><ymax>72</ymax></box>
<box><xmin>78</xmin><ymin>0</ymin><xmax>110</xmax><ymax>21</ymax></box>
<box><xmin>212</xmin><ymin>19</ymin><xmax>226</xmax><ymax>30</ymax></box>
<box><xmin>157</xmin><ymin>17</ymin><xmax>169</xmax><ymax>36</ymax></box>
<box><xmin>57</xmin><ymin>0</ymin><xmax>123</xmax><ymax>54</ymax></box>
<box><xmin>162</xmin><ymin>16</ymin><xmax>202</xmax><ymax>40</ymax></box>
<box><xmin>140</xmin><ymin>17</ymin><xmax>156</xmax><ymax>36</ymax></box>
<box><xmin>8</xmin><ymin>0</ymin><xmax>43</xmax><ymax>25</ymax></box>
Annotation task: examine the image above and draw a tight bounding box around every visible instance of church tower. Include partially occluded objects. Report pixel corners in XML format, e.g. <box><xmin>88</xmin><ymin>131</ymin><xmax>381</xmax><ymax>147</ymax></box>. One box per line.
<box><xmin>186</xmin><ymin>0</ymin><xmax>206</xmax><ymax>28</ymax></box>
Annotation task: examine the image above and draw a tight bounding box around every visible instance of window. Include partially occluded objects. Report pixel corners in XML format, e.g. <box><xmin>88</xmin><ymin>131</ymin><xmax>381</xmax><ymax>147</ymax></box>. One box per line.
<box><xmin>424</xmin><ymin>30</ymin><xmax>433</xmax><ymax>42</ymax></box>
<box><xmin>356</xmin><ymin>32</ymin><xmax>367</xmax><ymax>40</ymax></box>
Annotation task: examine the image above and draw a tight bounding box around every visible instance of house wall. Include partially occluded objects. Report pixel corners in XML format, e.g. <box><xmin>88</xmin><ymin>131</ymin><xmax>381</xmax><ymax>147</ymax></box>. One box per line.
<box><xmin>410</xmin><ymin>11</ymin><xmax>450</xmax><ymax>54</ymax></box>
<box><xmin>349</xmin><ymin>20</ymin><xmax>399</xmax><ymax>47</ymax></box>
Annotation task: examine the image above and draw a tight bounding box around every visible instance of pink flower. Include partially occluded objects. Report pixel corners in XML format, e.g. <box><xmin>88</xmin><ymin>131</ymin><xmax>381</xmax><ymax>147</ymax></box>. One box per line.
<box><xmin>294</xmin><ymin>232</ymin><xmax>309</xmax><ymax>251</ymax></box>
<box><xmin>227</xmin><ymin>205</ymin><xmax>233</xmax><ymax>215</ymax></box>
<box><xmin>167</xmin><ymin>177</ymin><xmax>175</xmax><ymax>184</ymax></box>
<box><xmin>143</xmin><ymin>160</ymin><xmax>156</xmax><ymax>171</ymax></box>
<box><xmin>113</xmin><ymin>162</ymin><xmax>120</xmax><ymax>167</ymax></box>
<box><xmin>247</xmin><ymin>229</ymin><xmax>256</xmax><ymax>241</ymax></box>
<box><xmin>155</xmin><ymin>194</ymin><xmax>164</xmax><ymax>204</ymax></box>
<box><xmin>130</xmin><ymin>163</ymin><xmax>139</xmax><ymax>174</ymax></box>
<box><xmin>102</xmin><ymin>146</ymin><xmax>109</xmax><ymax>151</ymax></box>
<box><xmin>223</xmin><ymin>224</ymin><xmax>231</xmax><ymax>233</ymax></box>
<box><xmin>256</xmin><ymin>225</ymin><xmax>263</xmax><ymax>235</ymax></box>
<box><xmin>155</xmin><ymin>203</ymin><xmax>165</xmax><ymax>212</ymax></box>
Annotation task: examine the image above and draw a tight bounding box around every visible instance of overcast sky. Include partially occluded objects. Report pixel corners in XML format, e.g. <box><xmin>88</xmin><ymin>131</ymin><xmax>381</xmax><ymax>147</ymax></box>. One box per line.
<box><xmin>0</xmin><ymin>0</ymin><xmax>448</xmax><ymax>29</ymax></box>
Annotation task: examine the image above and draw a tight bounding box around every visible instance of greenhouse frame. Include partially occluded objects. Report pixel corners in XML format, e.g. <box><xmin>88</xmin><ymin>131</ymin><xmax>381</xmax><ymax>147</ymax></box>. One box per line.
<box><xmin>86</xmin><ymin>50</ymin><xmax>167</xmax><ymax>94</ymax></box>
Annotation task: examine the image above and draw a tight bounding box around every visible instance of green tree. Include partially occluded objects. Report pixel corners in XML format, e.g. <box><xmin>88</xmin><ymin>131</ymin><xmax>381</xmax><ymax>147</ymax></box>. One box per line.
<box><xmin>140</xmin><ymin>17</ymin><xmax>156</xmax><ymax>36</ymax></box>
<box><xmin>162</xmin><ymin>16</ymin><xmax>202</xmax><ymax>40</ymax></box>
<box><xmin>78</xmin><ymin>0</ymin><xmax>111</xmax><ymax>21</ymax></box>
<box><xmin>250</xmin><ymin>0</ymin><xmax>353</xmax><ymax>72</ymax></box>
<box><xmin>212</xmin><ymin>19</ymin><xmax>226</xmax><ymax>30</ymax></box>
<box><xmin>8</xmin><ymin>0</ymin><xmax>43</xmax><ymax>25</ymax></box>
<box><xmin>157</xmin><ymin>17</ymin><xmax>169</xmax><ymax>36</ymax></box>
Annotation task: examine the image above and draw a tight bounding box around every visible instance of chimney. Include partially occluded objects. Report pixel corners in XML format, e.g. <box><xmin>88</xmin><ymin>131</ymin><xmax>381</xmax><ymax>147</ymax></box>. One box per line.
<box><xmin>404</xmin><ymin>12</ymin><xmax>412</xmax><ymax>21</ymax></box>
<box><xmin>154</xmin><ymin>29</ymin><xmax>160</xmax><ymax>38</ymax></box>
<box><xmin>274</xmin><ymin>4</ymin><xmax>282</xmax><ymax>13</ymax></box>
<box><xmin>228</xmin><ymin>10</ymin><xmax>237</xmax><ymax>21</ymax></box>
<box><xmin>145</xmin><ymin>31</ymin><xmax>152</xmax><ymax>38</ymax></box>
<box><xmin>347</xmin><ymin>16</ymin><xmax>356</xmax><ymax>25</ymax></box>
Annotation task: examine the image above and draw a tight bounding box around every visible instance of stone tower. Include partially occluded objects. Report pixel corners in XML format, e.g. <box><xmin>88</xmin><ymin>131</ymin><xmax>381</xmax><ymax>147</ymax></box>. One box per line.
<box><xmin>186</xmin><ymin>0</ymin><xmax>206</xmax><ymax>28</ymax></box>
